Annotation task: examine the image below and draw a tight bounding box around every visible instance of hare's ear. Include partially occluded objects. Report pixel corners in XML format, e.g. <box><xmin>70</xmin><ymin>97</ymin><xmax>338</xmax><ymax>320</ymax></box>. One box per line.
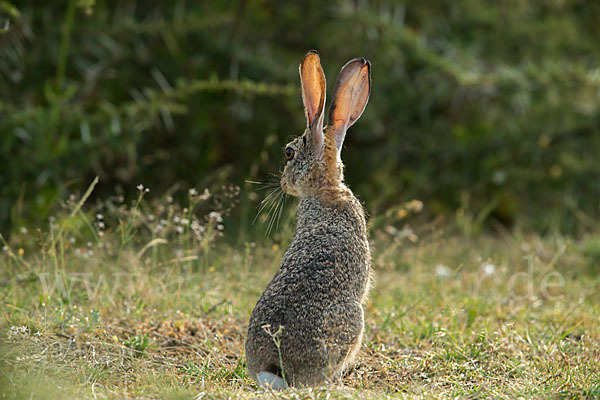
<box><xmin>300</xmin><ymin>50</ymin><xmax>326</xmax><ymax>154</ymax></box>
<box><xmin>328</xmin><ymin>57</ymin><xmax>371</xmax><ymax>155</ymax></box>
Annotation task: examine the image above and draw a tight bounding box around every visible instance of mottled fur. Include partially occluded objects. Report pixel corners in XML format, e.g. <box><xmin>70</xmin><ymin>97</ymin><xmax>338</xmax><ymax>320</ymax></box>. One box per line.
<box><xmin>246</xmin><ymin>51</ymin><xmax>372</xmax><ymax>388</ymax></box>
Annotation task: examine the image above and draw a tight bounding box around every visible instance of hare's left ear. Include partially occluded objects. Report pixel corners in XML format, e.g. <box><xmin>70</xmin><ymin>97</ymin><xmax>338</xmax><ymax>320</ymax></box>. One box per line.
<box><xmin>328</xmin><ymin>58</ymin><xmax>371</xmax><ymax>155</ymax></box>
<box><xmin>300</xmin><ymin>50</ymin><xmax>326</xmax><ymax>155</ymax></box>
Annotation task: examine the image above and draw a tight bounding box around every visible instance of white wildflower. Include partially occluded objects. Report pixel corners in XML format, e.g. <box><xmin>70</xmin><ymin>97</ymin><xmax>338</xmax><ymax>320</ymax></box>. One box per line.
<box><xmin>208</xmin><ymin>211</ymin><xmax>223</xmax><ymax>223</ymax></box>
<box><xmin>9</xmin><ymin>326</ymin><xmax>28</xmax><ymax>336</ymax></box>
<box><xmin>435</xmin><ymin>264</ymin><xmax>451</xmax><ymax>279</ymax></box>
<box><xmin>199</xmin><ymin>188</ymin><xmax>211</xmax><ymax>201</ymax></box>
<box><xmin>481</xmin><ymin>262</ymin><xmax>496</xmax><ymax>276</ymax></box>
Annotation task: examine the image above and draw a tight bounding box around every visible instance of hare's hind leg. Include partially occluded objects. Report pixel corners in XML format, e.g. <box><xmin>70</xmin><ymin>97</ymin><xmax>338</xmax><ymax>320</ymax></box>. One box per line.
<box><xmin>324</xmin><ymin>301</ymin><xmax>365</xmax><ymax>379</ymax></box>
<box><xmin>341</xmin><ymin>317</ymin><xmax>363</xmax><ymax>371</ymax></box>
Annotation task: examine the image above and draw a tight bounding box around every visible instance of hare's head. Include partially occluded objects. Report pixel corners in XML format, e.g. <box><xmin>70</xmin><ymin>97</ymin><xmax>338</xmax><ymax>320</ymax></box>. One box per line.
<box><xmin>281</xmin><ymin>51</ymin><xmax>371</xmax><ymax>199</ymax></box>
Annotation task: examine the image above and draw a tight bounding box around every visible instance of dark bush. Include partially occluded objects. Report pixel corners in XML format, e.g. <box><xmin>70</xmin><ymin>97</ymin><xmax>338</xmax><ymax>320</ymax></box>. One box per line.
<box><xmin>1</xmin><ymin>1</ymin><xmax>599</xmax><ymax>235</ymax></box>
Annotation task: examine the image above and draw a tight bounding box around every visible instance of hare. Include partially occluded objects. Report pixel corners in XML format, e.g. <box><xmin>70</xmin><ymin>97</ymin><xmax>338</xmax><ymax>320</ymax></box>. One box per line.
<box><xmin>245</xmin><ymin>50</ymin><xmax>372</xmax><ymax>389</ymax></box>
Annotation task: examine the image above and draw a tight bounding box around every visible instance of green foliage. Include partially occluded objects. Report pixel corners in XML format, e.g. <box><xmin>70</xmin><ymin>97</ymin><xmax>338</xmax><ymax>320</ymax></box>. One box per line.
<box><xmin>124</xmin><ymin>333</ymin><xmax>150</xmax><ymax>358</ymax></box>
<box><xmin>1</xmin><ymin>1</ymin><xmax>600</xmax><ymax>235</ymax></box>
<box><xmin>582</xmin><ymin>236</ymin><xmax>600</xmax><ymax>272</ymax></box>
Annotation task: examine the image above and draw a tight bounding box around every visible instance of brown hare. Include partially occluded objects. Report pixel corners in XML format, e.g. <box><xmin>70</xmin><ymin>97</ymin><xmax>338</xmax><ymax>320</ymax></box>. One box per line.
<box><xmin>245</xmin><ymin>50</ymin><xmax>372</xmax><ymax>389</ymax></box>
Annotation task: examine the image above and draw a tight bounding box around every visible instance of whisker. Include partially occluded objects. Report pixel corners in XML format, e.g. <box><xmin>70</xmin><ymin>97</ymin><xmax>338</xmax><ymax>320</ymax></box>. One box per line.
<box><xmin>266</xmin><ymin>189</ymin><xmax>284</xmax><ymax>237</ymax></box>
<box><xmin>275</xmin><ymin>193</ymin><xmax>287</xmax><ymax>231</ymax></box>
<box><xmin>247</xmin><ymin>182</ymin><xmax>280</xmax><ymax>192</ymax></box>
<box><xmin>265</xmin><ymin>192</ymin><xmax>280</xmax><ymax>237</ymax></box>
<box><xmin>253</xmin><ymin>188</ymin><xmax>280</xmax><ymax>225</ymax></box>
<box><xmin>246</xmin><ymin>178</ymin><xmax>281</xmax><ymax>188</ymax></box>
<box><xmin>264</xmin><ymin>190</ymin><xmax>280</xmax><ymax>235</ymax></box>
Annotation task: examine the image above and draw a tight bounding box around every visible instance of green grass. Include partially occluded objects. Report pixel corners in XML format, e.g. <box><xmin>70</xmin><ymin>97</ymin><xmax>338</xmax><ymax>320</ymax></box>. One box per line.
<box><xmin>1</xmin><ymin>184</ymin><xmax>599</xmax><ymax>399</ymax></box>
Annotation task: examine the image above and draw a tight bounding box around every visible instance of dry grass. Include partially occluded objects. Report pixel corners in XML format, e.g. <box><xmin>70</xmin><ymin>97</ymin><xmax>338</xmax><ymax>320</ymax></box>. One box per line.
<box><xmin>1</xmin><ymin>185</ymin><xmax>599</xmax><ymax>399</ymax></box>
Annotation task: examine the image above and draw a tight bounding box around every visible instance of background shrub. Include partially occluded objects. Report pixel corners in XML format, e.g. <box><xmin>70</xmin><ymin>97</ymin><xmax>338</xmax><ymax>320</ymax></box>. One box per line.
<box><xmin>1</xmin><ymin>0</ymin><xmax>599</xmax><ymax>236</ymax></box>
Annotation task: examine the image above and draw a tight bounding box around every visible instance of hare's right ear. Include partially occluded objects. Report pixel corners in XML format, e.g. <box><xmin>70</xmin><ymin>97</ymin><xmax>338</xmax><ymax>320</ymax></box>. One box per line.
<box><xmin>300</xmin><ymin>50</ymin><xmax>326</xmax><ymax>156</ymax></box>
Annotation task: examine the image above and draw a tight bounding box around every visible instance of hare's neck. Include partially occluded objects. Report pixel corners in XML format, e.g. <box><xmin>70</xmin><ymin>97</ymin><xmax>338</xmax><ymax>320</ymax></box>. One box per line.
<box><xmin>296</xmin><ymin>195</ymin><xmax>366</xmax><ymax>234</ymax></box>
<box><xmin>296</xmin><ymin>197</ymin><xmax>324</xmax><ymax>227</ymax></box>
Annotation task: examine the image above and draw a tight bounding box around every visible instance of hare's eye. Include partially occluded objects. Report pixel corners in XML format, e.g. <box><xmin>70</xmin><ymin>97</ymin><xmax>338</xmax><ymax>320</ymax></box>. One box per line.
<box><xmin>285</xmin><ymin>147</ymin><xmax>295</xmax><ymax>161</ymax></box>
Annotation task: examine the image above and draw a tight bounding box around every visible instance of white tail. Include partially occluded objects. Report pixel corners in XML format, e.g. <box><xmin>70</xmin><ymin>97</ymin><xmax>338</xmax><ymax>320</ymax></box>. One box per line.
<box><xmin>257</xmin><ymin>371</ymin><xmax>287</xmax><ymax>390</ymax></box>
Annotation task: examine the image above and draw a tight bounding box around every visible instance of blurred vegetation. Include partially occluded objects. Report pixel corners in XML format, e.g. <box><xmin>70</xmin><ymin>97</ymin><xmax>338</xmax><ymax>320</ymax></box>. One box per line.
<box><xmin>1</xmin><ymin>0</ymin><xmax>599</xmax><ymax>237</ymax></box>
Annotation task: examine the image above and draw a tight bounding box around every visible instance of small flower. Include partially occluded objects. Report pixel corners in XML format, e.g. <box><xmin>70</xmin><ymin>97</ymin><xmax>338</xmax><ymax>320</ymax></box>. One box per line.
<box><xmin>208</xmin><ymin>211</ymin><xmax>223</xmax><ymax>223</ymax></box>
<box><xmin>435</xmin><ymin>264</ymin><xmax>451</xmax><ymax>279</ymax></box>
<box><xmin>20</xmin><ymin>227</ymin><xmax>28</xmax><ymax>234</ymax></box>
<box><xmin>137</xmin><ymin>184</ymin><xmax>144</xmax><ymax>191</ymax></box>
<box><xmin>9</xmin><ymin>326</ymin><xmax>28</xmax><ymax>336</ymax></box>
<box><xmin>17</xmin><ymin>248</ymin><xmax>24</xmax><ymax>256</ymax></box>
<box><xmin>96</xmin><ymin>213</ymin><xmax>104</xmax><ymax>220</ymax></box>
<box><xmin>191</xmin><ymin>221</ymin><xmax>205</xmax><ymax>237</ymax></box>
<box><xmin>189</xmin><ymin>188</ymin><xmax>198</xmax><ymax>197</ymax></box>
<box><xmin>209</xmin><ymin>266</ymin><xmax>216</xmax><ymax>272</ymax></box>
<box><xmin>199</xmin><ymin>189</ymin><xmax>211</xmax><ymax>201</ymax></box>
<box><xmin>538</xmin><ymin>134</ymin><xmax>550</xmax><ymax>148</ymax></box>
<box><xmin>272</xmin><ymin>243</ymin><xmax>280</xmax><ymax>251</ymax></box>
<box><xmin>410</xmin><ymin>200</ymin><xmax>424</xmax><ymax>213</ymax></box>
<box><xmin>481</xmin><ymin>262</ymin><xmax>496</xmax><ymax>276</ymax></box>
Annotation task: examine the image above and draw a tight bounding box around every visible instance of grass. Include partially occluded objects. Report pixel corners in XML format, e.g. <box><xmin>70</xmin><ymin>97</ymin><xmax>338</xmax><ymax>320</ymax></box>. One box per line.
<box><xmin>1</xmin><ymin>182</ymin><xmax>599</xmax><ymax>399</ymax></box>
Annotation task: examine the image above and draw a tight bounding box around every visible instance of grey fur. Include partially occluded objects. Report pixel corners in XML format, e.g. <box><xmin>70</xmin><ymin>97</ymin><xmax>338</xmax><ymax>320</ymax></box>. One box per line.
<box><xmin>245</xmin><ymin>52</ymin><xmax>372</xmax><ymax>388</ymax></box>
